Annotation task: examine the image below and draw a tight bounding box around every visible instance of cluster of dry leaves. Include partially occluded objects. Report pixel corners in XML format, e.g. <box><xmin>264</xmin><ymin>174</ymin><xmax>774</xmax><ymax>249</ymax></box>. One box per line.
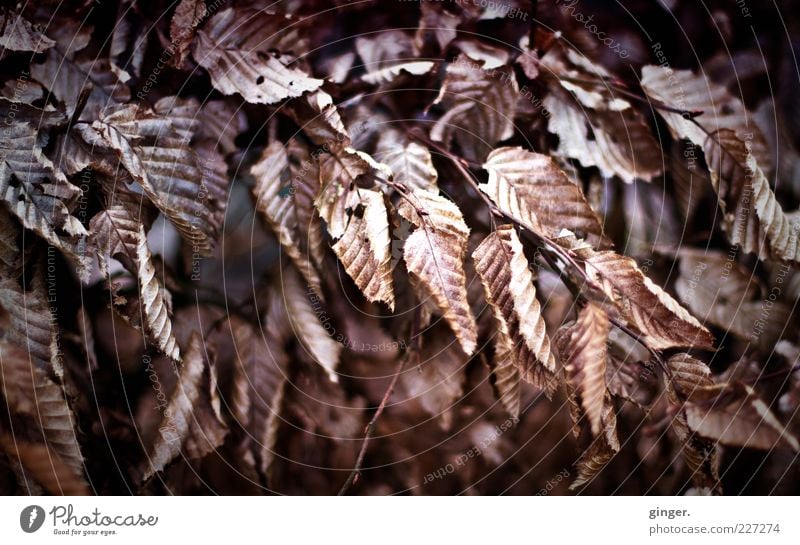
<box><xmin>1</xmin><ymin>0</ymin><xmax>799</xmax><ymax>495</ymax></box>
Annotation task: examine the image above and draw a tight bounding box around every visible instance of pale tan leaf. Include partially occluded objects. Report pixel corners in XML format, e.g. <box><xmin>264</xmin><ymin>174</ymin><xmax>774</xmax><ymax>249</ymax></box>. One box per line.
<box><xmin>287</xmin><ymin>90</ymin><xmax>350</xmax><ymax>150</ymax></box>
<box><xmin>482</xmin><ymin>146</ymin><xmax>606</xmax><ymax>244</ymax></box>
<box><xmin>362</xmin><ymin>61</ymin><xmax>434</xmax><ymax>85</ymax></box>
<box><xmin>557</xmin><ymin>303</ymin><xmax>610</xmax><ymax>436</ymax></box>
<box><xmin>142</xmin><ymin>331</ymin><xmax>228</xmax><ymax>480</ymax></box>
<box><xmin>675</xmin><ymin>250</ymin><xmax>789</xmax><ymax>345</ymax></box>
<box><xmin>251</xmin><ymin>141</ymin><xmax>322</xmax><ymax>296</ymax></box>
<box><xmin>641</xmin><ymin>65</ymin><xmax>771</xmax><ymax>171</ymax></box>
<box><xmin>704</xmin><ymin>129</ymin><xmax>800</xmax><ymax>262</ymax></box>
<box><xmin>192</xmin><ymin>8</ymin><xmax>322</xmax><ymax>104</ymax></box>
<box><xmin>331</xmin><ymin>188</ymin><xmax>395</xmax><ymax>309</ymax></box>
<box><xmin>577</xmin><ymin>248</ymin><xmax>715</xmax><ymax>351</ymax></box>
<box><xmin>543</xmin><ymin>88</ymin><xmax>663</xmax><ymax>183</ymax></box>
<box><xmin>399</xmin><ymin>188</ymin><xmax>478</xmax><ymax>355</ymax></box>
<box><xmin>90</xmin><ymin>206</ymin><xmax>180</xmax><ymax>361</ymax></box>
<box><xmin>316</xmin><ymin>148</ymin><xmax>373</xmax><ymax>239</ymax></box>
<box><xmin>375</xmin><ymin>134</ymin><xmax>438</xmax><ymax>192</ymax></box>
<box><xmin>685</xmin><ymin>382</ymin><xmax>800</xmax><ymax>451</ymax></box>
<box><xmin>666</xmin><ymin>353</ymin><xmax>713</xmax><ymax>401</ymax></box>
<box><xmin>282</xmin><ymin>267</ymin><xmax>343</xmax><ymax>382</ymax></box>
<box><xmin>540</xmin><ymin>46</ymin><xmax>616</xmax><ymax>110</ymax></box>
<box><xmin>431</xmin><ymin>54</ymin><xmax>517</xmax><ymax>161</ymax></box>
<box><xmin>472</xmin><ymin>226</ymin><xmax>557</xmax><ymax>395</ymax></box>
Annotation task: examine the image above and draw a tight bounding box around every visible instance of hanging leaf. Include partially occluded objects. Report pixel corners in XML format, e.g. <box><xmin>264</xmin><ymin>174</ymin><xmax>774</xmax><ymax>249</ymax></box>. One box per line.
<box><xmin>684</xmin><ymin>382</ymin><xmax>799</xmax><ymax>452</ymax></box>
<box><xmin>473</xmin><ymin>225</ymin><xmax>557</xmax><ymax>396</ymax></box>
<box><xmin>641</xmin><ymin>64</ymin><xmax>771</xmax><ymax>171</ymax></box>
<box><xmin>482</xmin><ymin>146</ymin><xmax>607</xmax><ymax>245</ymax></box>
<box><xmin>142</xmin><ymin>331</ymin><xmax>228</xmax><ymax>481</ymax></box>
<box><xmin>282</xmin><ymin>267</ymin><xmax>343</xmax><ymax>383</ymax></box>
<box><xmin>704</xmin><ymin>129</ymin><xmax>800</xmax><ymax>262</ymax></box>
<box><xmin>376</xmin><ymin>132</ymin><xmax>438</xmax><ymax>192</ymax></box>
<box><xmin>544</xmin><ymin>88</ymin><xmax>663</xmax><ymax>183</ymax></box>
<box><xmin>556</xmin><ymin>303</ymin><xmax>610</xmax><ymax>436</ymax></box>
<box><xmin>399</xmin><ymin>188</ymin><xmax>478</xmax><ymax>355</ymax></box>
<box><xmin>251</xmin><ymin>141</ymin><xmax>323</xmax><ymax>296</ymax></box>
<box><xmin>331</xmin><ymin>187</ymin><xmax>395</xmax><ymax>310</ymax></box>
<box><xmin>570</xmin><ymin>243</ymin><xmax>715</xmax><ymax>351</ymax></box>
<box><xmin>431</xmin><ymin>54</ymin><xmax>517</xmax><ymax>161</ymax></box>
<box><xmin>90</xmin><ymin>206</ymin><xmax>181</xmax><ymax>361</ymax></box>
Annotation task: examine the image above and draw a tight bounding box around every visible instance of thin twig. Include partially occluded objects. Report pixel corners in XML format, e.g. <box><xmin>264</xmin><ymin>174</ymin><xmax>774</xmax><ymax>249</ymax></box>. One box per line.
<box><xmin>338</xmin><ymin>309</ymin><xmax>421</xmax><ymax>495</ymax></box>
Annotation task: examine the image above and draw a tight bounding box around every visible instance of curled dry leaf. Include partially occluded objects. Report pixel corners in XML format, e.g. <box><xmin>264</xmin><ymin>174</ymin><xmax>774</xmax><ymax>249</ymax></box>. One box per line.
<box><xmin>684</xmin><ymin>381</ymin><xmax>799</xmax><ymax>452</ymax></box>
<box><xmin>281</xmin><ymin>267</ymin><xmax>343</xmax><ymax>383</ymax></box>
<box><xmin>251</xmin><ymin>141</ymin><xmax>323</xmax><ymax>296</ymax></box>
<box><xmin>664</xmin><ymin>353</ymin><xmax>721</xmax><ymax>493</ymax></box>
<box><xmin>90</xmin><ymin>206</ymin><xmax>180</xmax><ymax>361</ymax></box>
<box><xmin>76</xmin><ymin>104</ymin><xmax>224</xmax><ymax>255</ymax></box>
<box><xmin>641</xmin><ymin>65</ymin><xmax>771</xmax><ymax>172</ymax></box>
<box><xmin>473</xmin><ymin>225</ymin><xmax>557</xmax><ymax>399</ymax></box>
<box><xmin>569</xmin><ymin>404</ymin><xmax>620</xmax><ymax>490</ymax></box>
<box><xmin>431</xmin><ymin>54</ymin><xmax>518</xmax><ymax>161</ymax></box>
<box><xmin>482</xmin><ymin>146</ymin><xmax>607</xmax><ymax>245</ymax></box>
<box><xmin>704</xmin><ymin>129</ymin><xmax>800</xmax><ymax>262</ymax></box>
<box><xmin>0</xmin><ymin>341</ymin><xmax>87</xmax><ymax>492</ymax></box>
<box><xmin>544</xmin><ymin>88</ymin><xmax>663</xmax><ymax>183</ymax></box>
<box><xmin>556</xmin><ymin>303</ymin><xmax>610</xmax><ymax>436</ymax></box>
<box><xmin>192</xmin><ymin>8</ymin><xmax>322</xmax><ymax>104</ymax></box>
<box><xmin>567</xmin><ymin>241</ymin><xmax>715</xmax><ymax>351</ymax></box>
<box><xmin>0</xmin><ymin>100</ymin><xmax>89</xmax><ymax>277</ymax></box>
<box><xmin>399</xmin><ymin>188</ymin><xmax>478</xmax><ymax>355</ymax></box>
<box><xmin>142</xmin><ymin>331</ymin><xmax>228</xmax><ymax>481</ymax></box>
<box><xmin>375</xmin><ymin>132</ymin><xmax>438</xmax><ymax>193</ymax></box>
<box><xmin>331</xmin><ymin>187</ymin><xmax>395</xmax><ymax>310</ymax></box>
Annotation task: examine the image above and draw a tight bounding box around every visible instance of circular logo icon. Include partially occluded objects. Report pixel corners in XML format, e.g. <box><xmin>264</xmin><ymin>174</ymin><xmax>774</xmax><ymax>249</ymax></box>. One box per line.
<box><xmin>20</xmin><ymin>505</ymin><xmax>45</xmax><ymax>533</ymax></box>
